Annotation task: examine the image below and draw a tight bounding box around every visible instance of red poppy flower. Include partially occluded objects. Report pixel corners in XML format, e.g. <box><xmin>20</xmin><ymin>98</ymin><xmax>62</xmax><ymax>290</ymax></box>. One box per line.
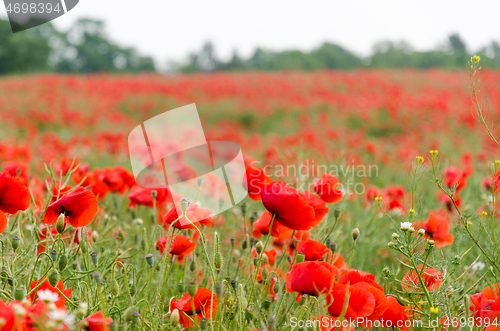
<box><xmin>157</xmin><ymin>235</ymin><xmax>196</xmax><ymax>261</ymax></box>
<box><xmin>29</xmin><ymin>277</ymin><xmax>72</xmax><ymax>309</ymax></box>
<box><xmin>285</xmin><ymin>261</ymin><xmax>339</xmax><ymax>302</ymax></box>
<box><xmin>380</xmin><ymin>296</ymin><xmax>409</xmax><ymax>330</ymax></box>
<box><xmin>331</xmin><ymin>270</ymin><xmax>388</xmax><ymax>326</ymax></box>
<box><xmin>301</xmin><ymin>190</ymin><xmax>329</xmax><ymax>226</ymax></box>
<box><xmin>245</xmin><ymin>164</ymin><xmax>272</xmax><ymax>201</ymax></box>
<box><xmin>43</xmin><ymin>187</ymin><xmax>98</xmax><ymax>228</ymax></box>
<box><xmin>170</xmin><ymin>288</ymin><xmax>217</xmax><ymax>329</ymax></box>
<box><xmin>444</xmin><ymin>166</ymin><xmax>468</xmax><ymax>192</ymax></box>
<box><xmin>402</xmin><ymin>266</ymin><xmax>442</xmax><ymax>292</ymax></box>
<box><xmin>78</xmin><ymin>311</ymin><xmax>113</xmax><ymax>331</ymax></box>
<box><xmin>296</xmin><ymin>239</ymin><xmax>329</xmax><ymax>261</ymax></box>
<box><xmin>416</xmin><ymin>212</ymin><xmax>454</xmax><ymax>247</ymax></box>
<box><xmin>0</xmin><ymin>212</ymin><xmax>7</xmax><ymax>235</ymax></box>
<box><xmin>327</xmin><ymin>284</ymin><xmax>376</xmax><ymax>321</ymax></box>
<box><xmin>252</xmin><ymin>211</ymin><xmax>293</xmax><ymax>239</ymax></box>
<box><xmin>163</xmin><ymin>203</ymin><xmax>213</xmax><ymax>230</ymax></box>
<box><xmin>0</xmin><ymin>171</ymin><xmax>30</xmax><ymax>214</ymax></box>
<box><xmin>470</xmin><ymin>293</ymin><xmax>500</xmax><ymax>326</ymax></box>
<box><xmin>127</xmin><ymin>185</ymin><xmax>171</xmax><ymax>208</ymax></box>
<box><xmin>0</xmin><ymin>299</ymin><xmax>15</xmax><ymax>331</ymax></box>
<box><xmin>314</xmin><ymin>174</ymin><xmax>343</xmax><ymax>204</ymax></box>
<box><xmin>261</xmin><ymin>181</ymin><xmax>317</xmax><ymax>231</ymax></box>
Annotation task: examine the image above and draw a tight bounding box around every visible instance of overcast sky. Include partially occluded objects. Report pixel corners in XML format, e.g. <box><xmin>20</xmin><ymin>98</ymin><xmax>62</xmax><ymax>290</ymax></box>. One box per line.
<box><xmin>2</xmin><ymin>0</ymin><xmax>500</xmax><ymax>66</ymax></box>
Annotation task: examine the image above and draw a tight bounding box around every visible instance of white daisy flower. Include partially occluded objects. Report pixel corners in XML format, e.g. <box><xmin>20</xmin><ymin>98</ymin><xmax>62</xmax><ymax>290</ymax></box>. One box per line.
<box><xmin>37</xmin><ymin>289</ymin><xmax>59</xmax><ymax>303</ymax></box>
<box><xmin>400</xmin><ymin>222</ymin><xmax>412</xmax><ymax>231</ymax></box>
<box><xmin>49</xmin><ymin>309</ymin><xmax>75</xmax><ymax>329</ymax></box>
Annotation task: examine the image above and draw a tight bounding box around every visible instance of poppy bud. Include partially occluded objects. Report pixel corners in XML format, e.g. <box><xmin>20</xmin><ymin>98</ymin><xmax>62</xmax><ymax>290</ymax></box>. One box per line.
<box><xmin>295</xmin><ymin>252</ymin><xmax>305</xmax><ymax>263</ymax></box>
<box><xmin>49</xmin><ymin>270</ymin><xmax>59</xmax><ymax>287</ymax></box>
<box><xmin>325</xmin><ymin>239</ymin><xmax>331</xmax><ymax>249</ymax></box>
<box><xmin>123</xmin><ymin>306</ymin><xmax>138</xmax><ymax>321</ymax></box>
<box><xmin>250</xmin><ymin>211</ymin><xmax>258</xmax><ymax>224</ymax></box>
<box><xmin>253</xmin><ymin>257</ymin><xmax>259</xmax><ymax>266</ymax></box>
<box><xmin>56</xmin><ymin>214</ymin><xmax>65</xmax><ymax>234</ymax></box>
<box><xmin>92</xmin><ymin>231</ymin><xmax>98</xmax><ymax>242</ymax></box>
<box><xmin>352</xmin><ymin>228</ymin><xmax>360</xmax><ymax>241</ymax></box>
<box><xmin>215</xmin><ymin>282</ymin><xmax>223</xmax><ymax>297</ymax></box>
<box><xmin>199</xmin><ymin>317</ymin><xmax>208</xmax><ymax>330</ymax></box>
<box><xmin>110</xmin><ymin>279</ymin><xmax>120</xmax><ymax>297</ymax></box>
<box><xmin>255</xmin><ymin>241</ymin><xmax>264</xmax><ymax>254</ymax></box>
<box><xmin>262</xmin><ymin>267</ymin><xmax>268</xmax><ymax>280</ymax></box>
<box><xmin>130</xmin><ymin>312</ymin><xmax>140</xmax><ymax>324</ymax></box>
<box><xmin>180</xmin><ymin>198</ymin><xmax>190</xmax><ymax>213</ymax></box>
<box><xmin>230</xmin><ymin>237</ymin><xmax>235</xmax><ymax>248</ymax></box>
<box><xmin>170</xmin><ymin>309</ymin><xmax>180</xmax><ymax>325</ymax></box>
<box><xmin>72</xmin><ymin>261</ymin><xmax>79</xmax><ymax>270</ymax></box>
<box><xmin>214</xmin><ymin>252</ymin><xmax>224</xmax><ymax>270</ymax></box>
<box><xmin>273</xmin><ymin>280</ymin><xmax>280</xmax><ymax>294</ymax></box>
<box><xmin>261</xmin><ymin>299</ymin><xmax>271</xmax><ymax>309</ymax></box>
<box><xmin>241</xmin><ymin>238</ymin><xmax>248</xmax><ymax>250</ymax></box>
<box><xmin>176</xmin><ymin>283</ymin><xmax>186</xmax><ymax>293</ymax></box>
<box><xmin>140</xmin><ymin>238</ymin><xmax>146</xmax><ymax>251</ymax></box>
<box><xmin>330</xmin><ymin>242</ymin><xmax>337</xmax><ymax>252</ymax></box>
<box><xmin>58</xmin><ymin>254</ymin><xmax>67</xmax><ymax>271</ymax></box>
<box><xmin>189</xmin><ymin>260</ymin><xmax>196</xmax><ymax>272</ymax></box>
<box><xmin>334</xmin><ymin>208</ymin><xmax>341</xmax><ymax>220</ymax></box>
<box><xmin>230</xmin><ymin>279</ymin><xmax>237</xmax><ymax>289</ymax></box>
<box><xmin>91</xmin><ymin>251</ymin><xmax>99</xmax><ymax>266</ymax></box>
<box><xmin>151</xmin><ymin>190</ymin><xmax>157</xmax><ymax>199</ymax></box>
<box><xmin>14</xmin><ymin>287</ymin><xmax>25</xmax><ymax>301</ymax></box>
<box><xmin>187</xmin><ymin>282</ymin><xmax>198</xmax><ymax>296</ymax></box>
<box><xmin>241</xmin><ymin>203</ymin><xmax>247</xmax><ymax>216</ymax></box>
<box><xmin>145</xmin><ymin>254</ymin><xmax>154</xmax><ymax>266</ymax></box>
<box><xmin>197</xmin><ymin>178</ymin><xmax>203</xmax><ymax>187</ymax></box>
<box><xmin>129</xmin><ymin>284</ymin><xmax>137</xmax><ymax>296</ymax></box>
<box><xmin>12</xmin><ymin>236</ymin><xmax>20</xmax><ymax>251</ymax></box>
<box><xmin>50</xmin><ymin>249</ymin><xmax>57</xmax><ymax>261</ymax></box>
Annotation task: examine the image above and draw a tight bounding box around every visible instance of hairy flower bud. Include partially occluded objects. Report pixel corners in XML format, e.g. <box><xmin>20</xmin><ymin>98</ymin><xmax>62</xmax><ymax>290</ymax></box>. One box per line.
<box><xmin>56</xmin><ymin>214</ymin><xmax>65</xmax><ymax>234</ymax></box>
<box><xmin>352</xmin><ymin>228</ymin><xmax>360</xmax><ymax>241</ymax></box>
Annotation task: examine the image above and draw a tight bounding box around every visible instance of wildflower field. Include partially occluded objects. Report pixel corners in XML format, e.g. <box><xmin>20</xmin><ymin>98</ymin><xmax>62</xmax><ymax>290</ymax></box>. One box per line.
<box><xmin>1</xmin><ymin>59</ymin><xmax>500</xmax><ymax>330</ymax></box>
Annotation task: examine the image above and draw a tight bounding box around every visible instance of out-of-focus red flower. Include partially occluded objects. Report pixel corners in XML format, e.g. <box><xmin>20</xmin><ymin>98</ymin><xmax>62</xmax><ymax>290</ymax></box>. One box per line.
<box><xmin>470</xmin><ymin>292</ymin><xmax>500</xmax><ymax>327</ymax></box>
<box><xmin>43</xmin><ymin>187</ymin><xmax>98</xmax><ymax>228</ymax></box>
<box><xmin>438</xmin><ymin>192</ymin><xmax>462</xmax><ymax>212</ymax></box>
<box><xmin>78</xmin><ymin>311</ymin><xmax>112</xmax><ymax>331</ymax></box>
<box><xmin>314</xmin><ymin>174</ymin><xmax>343</xmax><ymax>204</ymax></box>
<box><xmin>0</xmin><ymin>171</ymin><xmax>30</xmax><ymax>214</ymax></box>
<box><xmin>402</xmin><ymin>266</ymin><xmax>442</xmax><ymax>292</ymax></box>
<box><xmin>170</xmin><ymin>288</ymin><xmax>217</xmax><ymax>328</ymax></box>
<box><xmin>0</xmin><ymin>299</ymin><xmax>15</xmax><ymax>331</ymax></box>
<box><xmin>251</xmin><ymin>248</ymin><xmax>278</xmax><ymax>265</ymax></box>
<box><xmin>285</xmin><ymin>261</ymin><xmax>339</xmax><ymax>302</ymax></box>
<box><xmin>253</xmin><ymin>210</ymin><xmax>293</xmax><ymax>239</ymax></box>
<box><xmin>0</xmin><ymin>212</ymin><xmax>6</xmax><ymax>234</ymax></box>
<box><xmin>2</xmin><ymin>161</ymin><xmax>29</xmax><ymax>185</ymax></box>
<box><xmin>444</xmin><ymin>166</ymin><xmax>469</xmax><ymax>192</ymax></box>
<box><xmin>416</xmin><ymin>212</ymin><xmax>454</xmax><ymax>247</ymax></box>
<box><xmin>245</xmin><ymin>164</ymin><xmax>272</xmax><ymax>201</ymax></box>
<box><xmin>156</xmin><ymin>235</ymin><xmax>196</xmax><ymax>261</ymax></box>
<box><xmin>127</xmin><ymin>186</ymin><xmax>171</xmax><ymax>208</ymax></box>
<box><xmin>163</xmin><ymin>203</ymin><xmax>213</xmax><ymax>230</ymax></box>
<box><xmin>296</xmin><ymin>239</ymin><xmax>329</xmax><ymax>261</ymax></box>
<box><xmin>380</xmin><ymin>296</ymin><xmax>409</xmax><ymax>330</ymax></box>
<box><xmin>261</xmin><ymin>181</ymin><xmax>317</xmax><ymax>231</ymax></box>
<box><xmin>29</xmin><ymin>277</ymin><xmax>72</xmax><ymax>309</ymax></box>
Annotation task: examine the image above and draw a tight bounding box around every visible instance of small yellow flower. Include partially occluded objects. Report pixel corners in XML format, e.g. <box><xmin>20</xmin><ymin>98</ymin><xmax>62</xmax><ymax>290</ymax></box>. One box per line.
<box><xmin>472</xmin><ymin>55</ymin><xmax>481</xmax><ymax>64</ymax></box>
<box><xmin>481</xmin><ymin>211</ymin><xmax>488</xmax><ymax>218</ymax></box>
<box><xmin>430</xmin><ymin>307</ymin><xmax>439</xmax><ymax>314</ymax></box>
<box><xmin>416</xmin><ymin>156</ymin><xmax>424</xmax><ymax>164</ymax></box>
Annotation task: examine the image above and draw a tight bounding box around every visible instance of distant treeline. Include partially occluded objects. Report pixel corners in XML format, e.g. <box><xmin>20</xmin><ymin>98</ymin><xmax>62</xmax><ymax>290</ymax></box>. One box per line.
<box><xmin>0</xmin><ymin>18</ymin><xmax>156</xmax><ymax>75</ymax></box>
<box><xmin>177</xmin><ymin>34</ymin><xmax>500</xmax><ymax>72</ymax></box>
<box><xmin>2</xmin><ymin>18</ymin><xmax>500</xmax><ymax>75</ymax></box>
